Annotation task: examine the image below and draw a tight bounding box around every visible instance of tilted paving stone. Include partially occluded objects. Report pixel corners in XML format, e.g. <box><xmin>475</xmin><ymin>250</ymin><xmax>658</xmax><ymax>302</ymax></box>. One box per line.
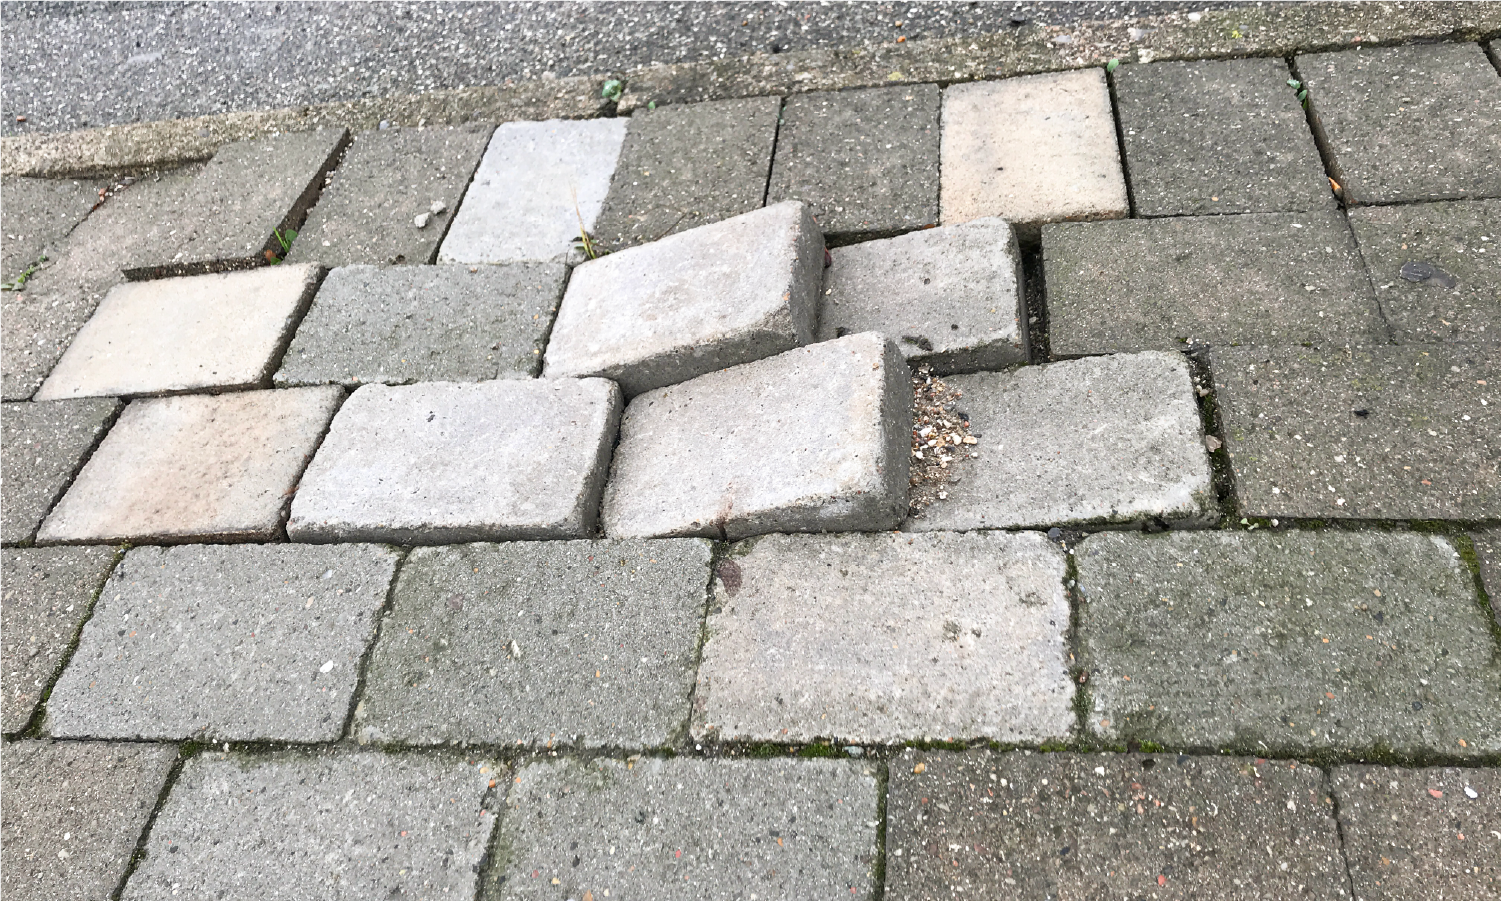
<box><xmin>38</xmin><ymin>387</ymin><xmax>343</xmax><ymax>544</ymax></box>
<box><xmin>692</xmin><ymin>531</ymin><xmax>1072</xmax><ymax>745</ymax></box>
<box><xmin>45</xmin><ymin>543</ymin><xmax>397</xmax><ymax>742</ymax></box>
<box><xmin>543</xmin><ymin>201</ymin><xmax>822</xmax><ymax>396</ymax></box>
<box><xmin>1</xmin><ymin>397</ymin><xmax>120</xmax><ymax>544</ymax></box>
<box><xmin>1045</xmin><ymin>212</ymin><xmax>1385</xmax><ymax>356</ymax></box>
<box><xmin>356</xmin><ymin>538</ymin><xmax>710</xmax><ymax>749</ymax></box>
<box><xmin>1</xmin><ymin>740</ymin><xmax>177</xmax><ymax>901</ymax></box>
<box><xmin>274</xmin><ymin>262</ymin><xmax>565</xmax><ymax>387</ymax></box>
<box><xmin>818</xmin><ymin>217</ymin><xmax>1026</xmax><ymax>373</ymax></box>
<box><xmin>484</xmin><ymin>756</ymin><xmax>879</xmax><ymax>901</ymax></box>
<box><xmin>905</xmin><ymin>352</ymin><xmax>1217</xmax><ymax>532</ymax></box>
<box><xmin>601</xmin><ymin>332</ymin><xmax>910</xmax><ymax>539</ymax></box>
<box><xmin>0</xmin><ymin>175</ymin><xmax>106</xmax><ymax>282</ymax></box>
<box><xmin>123</xmin><ymin>750</ymin><xmax>500</xmax><ymax>901</ymax></box>
<box><xmin>1076</xmin><ymin>530</ymin><xmax>1501</xmax><ymax>757</ymax></box>
<box><xmin>1212</xmin><ymin>345</ymin><xmax>1498</xmax><ymax>521</ymax></box>
<box><xmin>885</xmin><ymin>749</ymin><xmax>1349</xmax><ymax>901</ymax></box>
<box><xmin>1473</xmin><ymin>529</ymin><xmax>1500</xmax><ymax>625</ymax></box>
<box><xmin>289</xmin><ymin>379</ymin><xmax>621</xmax><ymax>544</ymax></box>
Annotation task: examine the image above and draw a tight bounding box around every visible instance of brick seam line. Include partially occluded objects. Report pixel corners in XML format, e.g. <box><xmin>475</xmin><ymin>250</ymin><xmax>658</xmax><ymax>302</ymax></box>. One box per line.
<box><xmin>108</xmin><ymin>739</ymin><xmax>185</xmax><ymax>901</ymax></box>
<box><xmin>0</xmin><ymin>398</ymin><xmax>125</xmax><ymax>550</ymax></box>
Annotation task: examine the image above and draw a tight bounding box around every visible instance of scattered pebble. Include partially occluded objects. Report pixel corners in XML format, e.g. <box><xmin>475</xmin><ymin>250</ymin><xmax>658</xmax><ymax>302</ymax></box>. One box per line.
<box><xmin>429</xmin><ymin>200</ymin><xmax>447</xmax><ymax>215</ymax></box>
<box><xmin>413</xmin><ymin>212</ymin><xmax>431</xmax><ymax>229</ymax></box>
<box><xmin>907</xmin><ymin>364</ymin><xmax>976</xmax><ymax>517</ymax></box>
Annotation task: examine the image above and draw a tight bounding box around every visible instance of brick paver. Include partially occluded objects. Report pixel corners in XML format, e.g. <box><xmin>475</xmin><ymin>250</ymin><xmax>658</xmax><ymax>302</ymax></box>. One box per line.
<box><xmin>1474</xmin><ymin>529</ymin><xmax>1500</xmax><ymax>625</ymax></box>
<box><xmin>0</xmin><ymin>175</ymin><xmax>105</xmax><ymax>282</ymax></box>
<box><xmin>1</xmin><ymin>397</ymin><xmax>119</xmax><ymax>544</ymax></box>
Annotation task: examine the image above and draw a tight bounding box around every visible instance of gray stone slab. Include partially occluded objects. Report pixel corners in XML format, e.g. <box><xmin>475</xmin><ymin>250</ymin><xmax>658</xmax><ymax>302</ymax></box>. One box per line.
<box><xmin>289</xmin><ymin>379</ymin><xmax>621</xmax><ymax>544</ymax></box>
<box><xmin>591</xmin><ymin>96</ymin><xmax>781</xmax><ymax>252</ymax></box>
<box><xmin>767</xmin><ymin>84</ymin><xmax>940</xmax><ymax>239</ymax></box>
<box><xmin>543</xmin><ymin>201</ymin><xmax>823</xmax><ymax>396</ymax></box>
<box><xmin>1</xmin><ymin>740</ymin><xmax>177</xmax><ymax>901</ymax></box>
<box><xmin>1115</xmin><ymin>58</ymin><xmax>1335</xmax><ymax>217</ymax></box>
<box><xmin>1299</xmin><ymin>43</ymin><xmax>1501</xmax><ymax>205</ymax></box>
<box><xmin>356</xmin><ymin>538</ymin><xmax>710</xmax><ymax>749</ymax></box>
<box><xmin>1</xmin><ymin>397</ymin><xmax>120</xmax><ymax>544</ymax></box>
<box><xmin>1211</xmin><ymin>345</ymin><xmax>1498</xmax><ymax>521</ymax></box>
<box><xmin>274</xmin><ymin>262</ymin><xmax>565</xmax><ymax>387</ymax></box>
<box><xmin>37</xmin><ymin>387</ymin><xmax>343</xmax><ymax>545</ymax></box>
<box><xmin>1076</xmin><ymin>530</ymin><xmax>1501</xmax><ymax>757</ymax></box>
<box><xmin>0</xmin><ymin>176</ymin><xmax>105</xmax><ymax>282</ymax></box>
<box><xmin>285</xmin><ymin>124</ymin><xmax>493</xmax><ymax>267</ymax></box>
<box><xmin>484</xmin><ymin>756</ymin><xmax>879</xmax><ymax>901</ymax></box>
<box><xmin>818</xmin><ymin>217</ymin><xmax>1026</xmax><ymax>373</ymax></box>
<box><xmin>905</xmin><ymin>352</ymin><xmax>1216</xmax><ymax>532</ymax></box>
<box><xmin>601</xmin><ymin>332</ymin><xmax>910</xmax><ymax>539</ymax></box>
<box><xmin>123</xmin><ymin>750</ymin><xmax>500</xmax><ymax>901</ymax></box>
<box><xmin>1045</xmin><ymin>212</ymin><xmax>1386</xmax><ymax>356</ymax></box>
<box><xmin>1473</xmin><ymin>529</ymin><xmax>1500</xmax><ymax>626</ymax></box>
<box><xmin>886</xmin><ymin>749</ymin><xmax>1349</xmax><ymax>901</ymax></box>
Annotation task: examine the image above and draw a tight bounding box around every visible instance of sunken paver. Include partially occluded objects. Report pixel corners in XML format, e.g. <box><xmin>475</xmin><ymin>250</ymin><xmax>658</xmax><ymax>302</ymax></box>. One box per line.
<box><xmin>543</xmin><ymin>201</ymin><xmax>823</xmax><ymax>396</ymax></box>
<box><xmin>1</xmin><ymin>397</ymin><xmax>119</xmax><ymax>544</ymax></box>
<box><xmin>35</xmin><ymin>264</ymin><xmax>321</xmax><ymax>400</ymax></box>
<box><xmin>285</xmin><ymin>124</ymin><xmax>492</xmax><ymax>267</ymax></box>
<box><xmin>1</xmin><ymin>740</ymin><xmax>177</xmax><ymax>901</ymax></box>
<box><xmin>0</xmin><ymin>175</ymin><xmax>106</xmax><ymax>282</ymax></box>
<box><xmin>818</xmin><ymin>217</ymin><xmax>1026</xmax><ymax>373</ymax></box>
<box><xmin>1348</xmin><ymin>200</ymin><xmax>1500</xmax><ymax>344</ymax></box>
<box><xmin>905</xmin><ymin>352</ymin><xmax>1216</xmax><ymax>532</ymax></box>
<box><xmin>1299</xmin><ymin>43</ymin><xmax>1501</xmax><ymax>205</ymax></box>
<box><xmin>1076</xmin><ymin>530</ymin><xmax>1501</xmax><ymax>757</ymax></box>
<box><xmin>766</xmin><ymin>84</ymin><xmax>940</xmax><ymax>239</ymax></box>
<box><xmin>692</xmin><ymin>531</ymin><xmax>1071</xmax><ymax>745</ymax></box>
<box><xmin>437</xmin><ymin>118</ymin><xmax>627</xmax><ymax>264</ymax></box>
<box><xmin>356</xmin><ymin>538</ymin><xmax>711</xmax><ymax>749</ymax></box>
<box><xmin>273</xmin><ymin>262</ymin><xmax>565</xmax><ymax>386</ymax></box>
<box><xmin>1474</xmin><ymin>529</ymin><xmax>1500</xmax><ymax>625</ymax></box>
<box><xmin>940</xmin><ymin>69</ymin><xmax>1127</xmax><ymax>233</ymax></box>
<box><xmin>37</xmin><ymin>387</ymin><xmax>343</xmax><ymax>544</ymax></box>
<box><xmin>601</xmin><ymin>332</ymin><xmax>910</xmax><ymax>539</ymax></box>
<box><xmin>486</xmin><ymin>756</ymin><xmax>878</xmax><ymax>901</ymax></box>
<box><xmin>1114</xmin><ymin>58</ymin><xmax>1335</xmax><ymax>217</ymax></box>
<box><xmin>1212</xmin><ymin>345</ymin><xmax>1498</xmax><ymax>521</ymax></box>
<box><xmin>123</xmin><ymin>750</ymin><xmax>499</xmax><ymax>901</ymax></box>
<box><xmin>591</xmin><ymin>96</ymin><xmax>781</xmax><ymax>251</ymax></box>
<box><xmin>886</xmin><ymin>749</ymin><xmax>1349</xmax><ymax>901</ymax></box>
<box><xmin>1331</xmin><ymin>765</ymin><xmax>1500</xmax><ymax>901</ymax></box>
<box><xmin>288</xmin><ymin>379</ymin><xmax>621</xmax><ymax>544</ymax></box>
<box><xmin>1</xmin><ymin>547</ymin><xmax>117</xmax><ymax>733</ymax></box>
<box><xmin>1045</xmin><ymin>212</ymin><xmax>1385</xmax><ymax>355</ymax></box>
<box><xmin>46</xmin><ymin>543</ymin><xmax>398</xmax><ymax>742</ymax></box>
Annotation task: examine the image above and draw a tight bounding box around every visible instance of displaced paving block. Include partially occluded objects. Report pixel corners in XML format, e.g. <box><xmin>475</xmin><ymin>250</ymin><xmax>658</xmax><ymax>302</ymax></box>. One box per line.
<box><xmin>37</xmin><ymin>387</ymin><xmax>343</xmax><ymax>544</ymax></box>
<box><xmin>289</xmin><ymin>379</ymin><xmax>621</xmax><ymax>544</ymax></box>
<box><xmin>817</xmin><ymin>217</ymin><xmax>1026</xmax><ymax>373</ymax></box>
<box><xmin>274</xmin><ymin>262</ymin><xmax>565</xmax><ymax>386</ymax></box>
<box><xmin>905</xmin><ymin>352</ymin><xmax>1216</xmax><ymax>532</ymax></box>
<box><xmin>1045</xmin><ymin>212</ymin><xmax>1385</xmax><ymax>355</ymax></box>
<box><xmin>1</xmin><ymin>397</ymin><xmax>119</xmax><ymax>544</ymax></box>
<box><xmin>0</xmin><ymin>175</ymin><xmax>106</xmax><ymax>282</ymax></box>
<box><xmin>693</xmin><ymin>531</ymin><xmax>1071</xmax><ymax>745</ymax></box>
<box><xmin>1474</xmin><ymin>529</ymin><xmax>1500</xmax><ymax>626</ymax></box>
<box><xmin>1212</xmin><ymin>345</ymin><xmax>1498</xmax><ymax>520</ymax></box>
<box><xmin>543</xmin><ymin>201</ymin><xmax>823</xmax><ymax>395</ymax></box>
<box><xmin>357</xmin><ymin>538</ymin><xmax>710</xmax><ymax>749</ymax></box>
<box><xmin>601</xmin><ymin>333</ymin><xmax>910</xmax><ymax>539</ymax></box>
<box><xmin>486</xmin><ymin>757</ymin><xmax>878</xmax><ymax>901</ymax></box>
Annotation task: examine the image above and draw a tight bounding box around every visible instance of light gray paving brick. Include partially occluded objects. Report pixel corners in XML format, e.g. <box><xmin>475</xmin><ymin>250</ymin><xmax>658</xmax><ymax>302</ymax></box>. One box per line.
<box><xmin>1</xmin><ymin>397</ymin><xmax>120</xmax><ymax>544</ymax></box>
<box><xmin>1473</xmin><ymin>529</ymin><xmax>1500</xmax><ymax>626</ymax></box>
<box><xmin>0</xmin><ymin>175</ymin><xmax>106</xmax><ymax>282</ymax></box>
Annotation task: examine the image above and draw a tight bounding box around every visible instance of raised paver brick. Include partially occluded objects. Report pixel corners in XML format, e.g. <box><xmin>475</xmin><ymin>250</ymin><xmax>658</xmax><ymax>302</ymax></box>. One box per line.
<box><xmin>817</xmin><ymin>217</ymin><xmax>1026</xmax><ymax>373</ymax></box>
<box><xmin>1299</xmin><ymin>43</ymin><xmax>1501</xmax><ymax>205</ymax></box>
<box><xmin>1115</xmin><ymin>58</ymin><xmax>1335</xmax><ymax>217</ymax></box>
<box><xmin>289</xmin><ymin>379</ymin><xmax>621</xmax><ymax>544</ymax></box>
<box><xmin>485</xmin><ymin>756</ymin><xmax>878</xmax><ymax>901</ymax></box>
<box><xmin>123</xmin><ymin>750</ymin><xmax>499</xmax><ymax>901</ymax></box>
<box><xmin>543</xmin><ymin>201</ymin><xmax>822</xmax><ymax>396</ymax></box>
<box><xmin>601</xmin><ymin>332</ymin><xmax>910</xmax><ymax>539</ymax></box>
<box><xmin>767</xmin><ymin>84</ymin><xmax>939</xmax><ymax>240</ymax></box>
<box><xmin>274</xmin><ymin>262</ymin><xmax>564</xmax><ymax>386</ymax></box>
<box><xmin>591</xmin><ymin>96</ymin><xmax>781</xmax><ymax>251</ymax></box>
<box><xmin>1473</xmin><ymin>529</ymin><xmax>1500</xmax><ymax>625</ymax></box>
<box><xmin>437</xmin><ymin>118</ymin><xmax>627</xmax><ymax>264</ymax></box>
<box><xmin>1</xmin><ymin>740</ymin><xmax>177</xmax><ymax>901</ymax></box>
<box><xmin>285</xmin><ymin>124</ymin><xmax>492</xmax><ymax>267</ymax></box>
<box><xmin>1</xmin><ymin>397</ymin><xmax>119</xmax><ymax>544</ymax></box>
<box><xmin>886</xmin><ymin>749</ymin><xmax>1348</xmax><ymax>901</ymax></box>
<box><xmin>37</xmin><ymin>387</ymin><xmax>343</xmax><ymax>544</ymax></box>
<box><xmin>693</xmin><ymin>531</ymin><xmax>1071</xmax><ymax>745</ymax></box>
<box><xmin>1077</xmin><ymin>530</ymin><xmax>1501</xmax><ymax>757</ymax></box>
<box><xmin>1212</xmin><ymin>345</ymin><xmax>1498</xmax><ymax>520</ymax></box>
<box><xmin>357</xmin><ymin>538</ymin><xmax>710</xmax><ymax>749</ymax></box>
<box><xmin>941</xmin><ymin>70</ymin><xmax>1127</xmax><ymax>233</ymax></box>
<box><xmin>905</xmin><ymin>352</ymin><xmax>1216</xmax><ymax>532</ymax></box>
<box><xmin>0</xmin><ymin>175</ymin><xmax>106</xmax><ymax>282</ymax></box>
<box><xmin>1045</xmin><ymin>212</ymin><xmax>1385</xmax><ymax>355</ymax></box>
